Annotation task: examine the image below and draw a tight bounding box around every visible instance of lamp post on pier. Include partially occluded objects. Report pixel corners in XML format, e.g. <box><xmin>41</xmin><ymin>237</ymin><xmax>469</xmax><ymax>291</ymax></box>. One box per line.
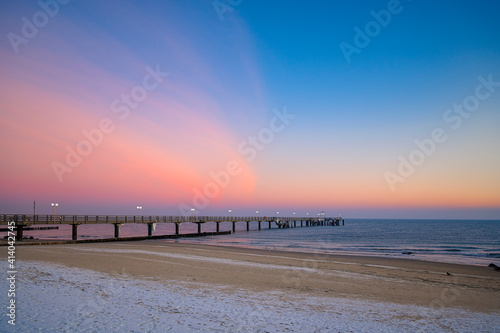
<box><xmin>137</xmin><ymin>206</ymin><xmax>142</xmax><ymax>222</ymax></box>
<box><xmin>51</xmin><ymin>203</ymin><xmax>58</xmax><ymax>222</ymax></box>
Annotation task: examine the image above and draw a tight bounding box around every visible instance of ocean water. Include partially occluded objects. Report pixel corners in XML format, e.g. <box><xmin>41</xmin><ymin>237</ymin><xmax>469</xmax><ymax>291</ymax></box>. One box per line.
<box><xmin>5</xmin><ymin>219</ymin><xmax>500</xmax><ymax>266</ymax></box>
<box><xmin>175</xmin><ymin>219</ymin><xmax>500</xmax><ymax>266</ymax></box>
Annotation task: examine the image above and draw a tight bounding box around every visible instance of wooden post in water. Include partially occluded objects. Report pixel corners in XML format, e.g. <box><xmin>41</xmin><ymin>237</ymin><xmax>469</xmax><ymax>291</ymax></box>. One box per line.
<box><xmin>197</xmin><ymin>223</ymin><xmax>201</xmax><ymax>234</ymax></box>
<box><xmin>147</xmin><ymin>222</ymin><xmax>155</xmax><ymax>236</ymax></box>
<box><xmin>14</xmin><ymin>216</ymin><xmax>24</xmax><ymax>241</ymax></box>
<box><xmin>232</xmin><ymin>221</ymin><xmax>236</xmax><ymax>233</ymax></box>
<box><xmin>258</xmin><ymin>221</ymin><xmax>261</xmax><ymax>230</ymax></box>
<box><xmin>216</xmin><ymin>222</ymin><xmax>220</xmax><ymax>232</ymax></box>
<box><xmin>268</xmin><ymin>221</ymin><xmax>271</xmax><ymax>229</ymax></box>
<box><xmin>72</xmin><ymin>224</ymin><xmax>78</xmax><ymax>240</ymax></box>
<box><xmin>175</xmin><ymin>223</ymin><xmax>180</xmax><ymax>235</ymax></box>
<box><xmin>246</xmin><ymin>221</ymin><xmax>249</xmax><ymax>231</ymax></box>
<box><xmin>16</xmin><ymin>225</ymin><xmax>23</xmax><ymax>241</ymax></box>
<box><xmin>114</xmin><ymin>223</ymin><xmax>123</xmax><ymax>238</ymax></box>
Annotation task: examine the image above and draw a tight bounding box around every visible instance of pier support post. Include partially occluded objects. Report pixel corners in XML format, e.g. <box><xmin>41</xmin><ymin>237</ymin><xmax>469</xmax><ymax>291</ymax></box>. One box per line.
<box><xmin>301</xmin><ymin>220</ymin><xmax>303</xmax><ymax>227</ymax></box>
<box><xmin>175</xmin><ymin>223</ymin><xmax>180</xmax><ymax>235</ymax></box>
<box><xmin>114</xmin><ymin>223</ymin><xmax>123</xmax><ymax>238</ymax></box>
<box><xmin>216</xmin><ymin>222</ymin><xmax>220</xmax><ymax>232</ymax></box>
<box><xmin>342</xmin><ymin>219</ymin><xmax>344</xmax><ymax>225</ymax></box>
<box><xmin>246</xmin><ymin>221</ymin><xmax>249</xmax><ymax>231</ymax></box>
<box><xmin>294</xmin><ymin>221</ymin><xmax>296</xmax><ymax>228</ymax></box>
<box><xmin>268</xmin><ymin>221</ymin><xmax>271</xmax><ymax>229</ymax></box>
<box><xmin>232</xmin><ymin>221</ymin><xmax>236</xmax><ymax>233</ymax></box>
<box><xmin>12</xmin><ymin>216</ymin><xmax>24</xmax><ymax>241</ymax></box>
<box><xmin>258</xmin><ymin>221</ymin><xmax>261</xmax><ymax>230</ymax></box>
<box><xmin>72</xmin><ymin>224</ymin><xmax>78</xmax><ymax>240</ymax></box>
<box><xmin>147</xmin><ymin>222</ymin><xmax>156</xmax><ymax>237</ymax></box>
<box><xmin>15</xmin><ymin>224</ymin><xmax>24</xmax><ymax>241</ymax></box>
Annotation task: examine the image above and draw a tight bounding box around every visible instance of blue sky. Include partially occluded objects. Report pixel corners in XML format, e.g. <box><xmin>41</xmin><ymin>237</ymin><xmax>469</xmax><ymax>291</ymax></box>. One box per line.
<box><xmin>1</xmin><ymin>0</ymin><xmax>499</xmax><ymax>218</ymax></box>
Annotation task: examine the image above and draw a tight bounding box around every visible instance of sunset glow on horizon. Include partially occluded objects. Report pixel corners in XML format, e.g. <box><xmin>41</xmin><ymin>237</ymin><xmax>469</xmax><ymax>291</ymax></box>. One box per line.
<box><xmin>1</xmin><ymin>1</ymin><xmax>499</xmax><ymax>219</ymax></box>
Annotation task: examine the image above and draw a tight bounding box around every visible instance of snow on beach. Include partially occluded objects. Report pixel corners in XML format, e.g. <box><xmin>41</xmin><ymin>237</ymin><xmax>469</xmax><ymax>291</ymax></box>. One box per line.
<box><xmin>2</xmin><ymin>261</ymin><xmax>499</xmax><ymax>332</ymax></box>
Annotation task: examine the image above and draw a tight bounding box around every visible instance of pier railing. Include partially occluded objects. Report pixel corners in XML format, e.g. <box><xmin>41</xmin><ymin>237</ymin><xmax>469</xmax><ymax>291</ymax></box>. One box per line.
<box><xmin>0</xmin><ymin>214</ymin><xmax>344</xmax><ymax>241</ymax></box>
<box><xmin>0</xmin><ymin>214</ymin><xmax>336</xmax><ymax>225</ymax></box>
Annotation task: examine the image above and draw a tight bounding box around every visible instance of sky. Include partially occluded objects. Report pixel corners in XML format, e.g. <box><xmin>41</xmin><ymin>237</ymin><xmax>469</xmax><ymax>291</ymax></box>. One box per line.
<box><xmin>1</xmin><ymin>0</ymin><xmax>499</xmax><ymax>219</ymax></box>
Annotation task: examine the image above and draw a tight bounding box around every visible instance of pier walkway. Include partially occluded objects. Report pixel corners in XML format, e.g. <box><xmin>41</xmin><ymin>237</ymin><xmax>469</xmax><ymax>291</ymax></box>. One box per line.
<box><xmin>0</xmin><ymin>214</ymin><xmax>344</xmax><ymax>241</ymax></box>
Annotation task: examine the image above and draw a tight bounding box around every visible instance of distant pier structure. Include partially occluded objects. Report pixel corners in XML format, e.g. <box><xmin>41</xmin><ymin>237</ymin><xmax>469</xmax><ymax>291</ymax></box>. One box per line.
<box><xmin>0</xmin><ymin>214</ymin><xmax>344</xmax><ymax>241</ymax></box>
<box><xmin>275</xmin><ymin>217</ymin><xmax>343</xmax><ymax>228</ymax></box>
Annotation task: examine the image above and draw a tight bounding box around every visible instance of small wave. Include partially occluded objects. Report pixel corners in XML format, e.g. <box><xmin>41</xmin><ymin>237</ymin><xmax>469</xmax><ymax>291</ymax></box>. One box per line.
<box><xmin>436</xmin><ymin>245</ymin><xmax>479</xmax><ymax>250</ymax></box>
<box><xmin>356</xmin><ymin>248</ymin><xmax>396</xmax><ymax>252</ymax></box>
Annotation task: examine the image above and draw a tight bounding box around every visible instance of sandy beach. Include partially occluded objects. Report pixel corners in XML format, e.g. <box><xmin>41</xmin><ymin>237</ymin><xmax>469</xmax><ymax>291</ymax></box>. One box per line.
<box><xmin>13</xmin><ymin>240</ymin><xmax>500</xmax><ymax>313</ymax></box>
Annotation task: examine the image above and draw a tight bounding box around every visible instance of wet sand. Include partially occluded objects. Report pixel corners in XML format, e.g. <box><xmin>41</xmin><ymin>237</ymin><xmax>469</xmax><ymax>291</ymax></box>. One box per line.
<box><xmin>10</xmin><ymin>240</ymin><xmax>500</xmax><ymax>313</ymax></box>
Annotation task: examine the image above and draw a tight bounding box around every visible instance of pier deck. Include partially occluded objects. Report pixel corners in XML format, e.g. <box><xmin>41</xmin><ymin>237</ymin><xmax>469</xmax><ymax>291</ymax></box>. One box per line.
<box><xmin>0</xmin><ymin>214</ymin><xmax>344</xmax><ymax>241</ymax></box>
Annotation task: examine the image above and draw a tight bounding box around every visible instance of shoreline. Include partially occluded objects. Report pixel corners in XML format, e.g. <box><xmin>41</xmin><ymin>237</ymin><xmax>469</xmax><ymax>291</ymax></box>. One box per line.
<box><xmin>171</xmin><ymin>238</ymin><xmax>500</xmax><ymax>267</ymax></box>
<box><xmin>9</xmin><ymin>240</ymin><xmax>500</xmax><ymax>313</ymax></box>
<box><xmin>4</xmin><ymin>228</ymin><xmax>498</xmax><ymax>267</ymax></box>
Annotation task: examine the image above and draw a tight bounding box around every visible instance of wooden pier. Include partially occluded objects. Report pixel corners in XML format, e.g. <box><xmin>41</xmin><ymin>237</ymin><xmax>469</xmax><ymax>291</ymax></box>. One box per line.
<box><xmin>0</xmin><ymin>214</ymin><xmax>344</xmax><ymax>241</ymax></box>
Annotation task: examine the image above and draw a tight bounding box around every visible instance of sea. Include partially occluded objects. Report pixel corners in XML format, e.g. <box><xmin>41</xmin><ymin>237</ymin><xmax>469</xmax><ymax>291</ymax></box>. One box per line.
<box><xmin>8</xmin><ymin>218</ymin><xmax>500</xmax><ymax>267</ymax></box>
